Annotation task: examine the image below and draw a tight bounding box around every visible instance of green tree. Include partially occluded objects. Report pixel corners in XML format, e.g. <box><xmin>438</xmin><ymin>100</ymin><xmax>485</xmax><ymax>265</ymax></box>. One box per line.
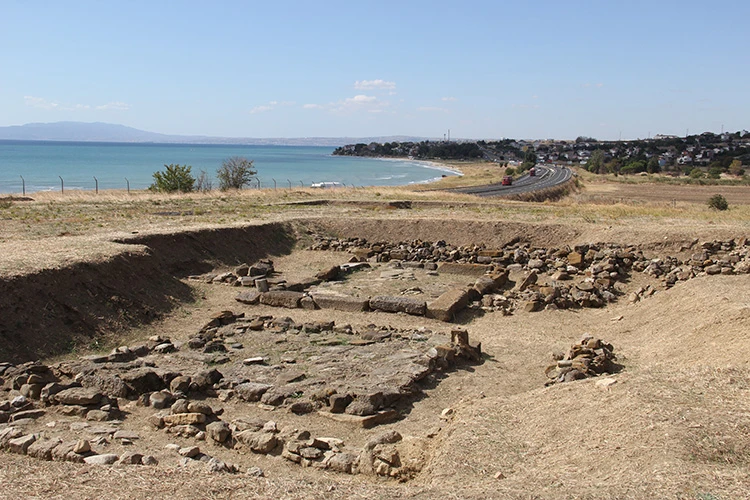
<box><xmin>647</xmin><ymin>156</ymin><xmax>661</xmax><ymax>174</ymax></box>
<box><xmin>520</xmin><ymin>149</ymin><xmax>537</xmax><ymax>172</ymax></box>
<box><xmin>586</xmin><ymin>150</ymin><xmax>606</xmax><ymax>173</ymax></box>
<box><xmin>217</xmin><ymin>156</ymin><xmax>256</xmax><ymax>190</ymax></box>
<box><xmin>149</xmin><ymin>164</ymin><xmax>195</xmax><ymax>193</ymax></box>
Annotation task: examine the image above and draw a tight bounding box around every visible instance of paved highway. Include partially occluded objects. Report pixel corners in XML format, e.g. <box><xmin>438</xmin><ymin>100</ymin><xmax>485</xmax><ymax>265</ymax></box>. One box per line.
<box><xmin>448</xmin><ymin>164</ymin><xmax>573</xmax><ymax>197</ymax></box>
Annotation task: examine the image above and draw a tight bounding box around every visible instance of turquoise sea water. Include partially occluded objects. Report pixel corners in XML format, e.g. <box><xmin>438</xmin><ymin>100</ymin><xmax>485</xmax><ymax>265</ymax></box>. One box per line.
<box><xmin>0</xmin><ymin>141</ymin><xmax>458</xmax><ymax>194</ymax></box>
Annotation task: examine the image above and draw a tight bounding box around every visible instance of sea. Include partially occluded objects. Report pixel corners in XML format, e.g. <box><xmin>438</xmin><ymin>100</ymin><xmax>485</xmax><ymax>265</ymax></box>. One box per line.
<box><xmin>0</xmin><ymin>141</ymin><xmax>459</xmax><ymax>194</ymax></box>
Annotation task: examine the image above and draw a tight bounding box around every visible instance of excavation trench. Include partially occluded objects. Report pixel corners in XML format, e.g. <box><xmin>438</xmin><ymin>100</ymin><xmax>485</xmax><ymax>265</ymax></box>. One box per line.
<box><xmin>0</xmin><ymin>218</ymin><xmax>585</xmax><ymax>363</ymax></box>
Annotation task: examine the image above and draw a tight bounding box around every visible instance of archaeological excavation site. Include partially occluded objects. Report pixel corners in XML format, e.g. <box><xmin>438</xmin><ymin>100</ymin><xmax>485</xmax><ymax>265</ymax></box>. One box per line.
<box><xmin>2</xmin><ymin>215</ymin><xmax>750</xmax><ymax>499</ymax></box>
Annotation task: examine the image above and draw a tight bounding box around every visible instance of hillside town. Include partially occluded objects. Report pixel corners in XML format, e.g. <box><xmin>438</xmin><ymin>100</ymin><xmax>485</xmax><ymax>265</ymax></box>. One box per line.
<box><xmin>333</xmin><ymin>130</ymin><xmax>750</xmax><ymax>177</ymax></box>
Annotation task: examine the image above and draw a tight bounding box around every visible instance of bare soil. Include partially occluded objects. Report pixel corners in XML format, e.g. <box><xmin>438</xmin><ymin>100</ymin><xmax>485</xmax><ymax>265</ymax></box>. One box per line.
<box><xmin>1</xmin><ymin>183</ymin><xmax>750</xmax><ymax>499</ymax></box>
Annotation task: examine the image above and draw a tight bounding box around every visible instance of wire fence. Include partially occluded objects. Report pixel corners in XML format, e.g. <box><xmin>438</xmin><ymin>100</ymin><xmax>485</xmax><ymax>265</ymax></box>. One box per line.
<box><xmin>0</xmin><ymin>176</ymin><xmax>361</xmax><ymax>196</ymax></box>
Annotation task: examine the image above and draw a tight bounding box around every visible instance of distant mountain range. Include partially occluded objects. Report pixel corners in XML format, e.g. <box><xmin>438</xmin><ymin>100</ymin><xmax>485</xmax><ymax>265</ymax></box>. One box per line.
<box><xmin>0</xmin><ymin>122</ymin><xmax>432</xmax><ymax>147</ymax></box>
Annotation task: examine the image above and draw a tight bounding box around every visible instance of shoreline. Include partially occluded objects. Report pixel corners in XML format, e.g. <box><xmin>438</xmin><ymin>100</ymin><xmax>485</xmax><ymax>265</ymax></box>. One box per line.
<box><xmin>351</xmin><ymin>155</ymin><xmax>464</xmax><ymax>185</ymax></box>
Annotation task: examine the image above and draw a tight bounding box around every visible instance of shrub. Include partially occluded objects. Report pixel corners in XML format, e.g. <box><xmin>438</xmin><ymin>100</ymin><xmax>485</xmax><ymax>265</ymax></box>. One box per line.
<box><xmin>708</xmin><ymin>194</ymin><xmax>729</xmax><ymax>211</ymax></box>
<box><xmin>195</xmin><ymin>169</ymin><xmax>213</xmax><ymax>193</ymax></box>
<box><xmin>217</xmin><ymin>156</ymin><xmax>256</xmax><ymax>190</ymax></box>
<box><xmin>504</xmin><ymin>167</ymin><xmax>516</xmax><ymax>176</ymax></box>
<box><xmin>689</xmin><ymin>168</ymin><xmax>704</xmax><ymax>179</ymax></box>
<box><xmin>149</xmin><ymin>164</ymin><xmax>195</xmax><ymax>193</ymax></box>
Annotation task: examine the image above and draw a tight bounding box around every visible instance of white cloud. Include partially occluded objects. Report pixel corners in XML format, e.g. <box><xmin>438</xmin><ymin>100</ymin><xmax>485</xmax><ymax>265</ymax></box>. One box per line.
<box><xmin>249</xmin><ymin>105</ymin><xmax>273</xmax><ymax>114</ymax></box>
<box><xmin>250</xmin><ymin>100</ymin><xmax>296</xmax><ymax>114</ymax></box>
<box><xmin>354</xmin><ymin>79</ymin><xmax>396</xmax><ymax>90</ymax></box>
<box><xmin>24</xmin><ymin>95</ymin><xmax>129</xmax><ymax>111</ymax></box>
<box><xmin>441</xmin><ymin>96</ymin><xmax>457</xmax><ymax>102</ymax></box>
<box><xmin>346</xmin><ymin>94</ymin><xmax>376</xmax><ymax>104</ymax></box>
<box><xmin>96</xmin><ymin>101</ymin><xmax>130</xmax><ymax>111</ymax></box>
<box><xmin>303</xmin><ymin>103</ymin><xmax>324</xmax><ymax>109</ymax></box>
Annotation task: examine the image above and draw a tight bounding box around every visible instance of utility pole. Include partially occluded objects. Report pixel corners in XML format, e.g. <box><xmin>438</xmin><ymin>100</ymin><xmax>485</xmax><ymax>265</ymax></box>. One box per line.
<box><xmin>448</xmin><ymin>129</ymin><xmax>450</xmax><ymax>142</ymax></box>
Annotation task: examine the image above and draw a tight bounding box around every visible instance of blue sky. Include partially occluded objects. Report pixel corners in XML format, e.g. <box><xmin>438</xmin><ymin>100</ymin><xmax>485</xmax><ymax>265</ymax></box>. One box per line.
<box><xmin>1</xmin><ymin>0</ymin><xmax>748</xmax><ymax>140</ymax></box>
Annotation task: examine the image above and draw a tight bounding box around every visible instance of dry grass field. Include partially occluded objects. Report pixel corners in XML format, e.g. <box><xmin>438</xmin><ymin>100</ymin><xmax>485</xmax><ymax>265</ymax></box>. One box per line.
<box><xmin>1</xmin><ymin>167</ymin><xmax>750</xmax><ymax>499</ymax></box>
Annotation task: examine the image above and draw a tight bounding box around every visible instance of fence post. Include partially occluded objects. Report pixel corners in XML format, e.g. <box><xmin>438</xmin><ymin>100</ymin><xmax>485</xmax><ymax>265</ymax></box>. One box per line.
<box><xmin>299</xmin><ymin>180</ymin><xmax>303</xmax><ymax>187</ymax></box>
<box><xmin>272</xmin><ymin>178</ymin><xmax>277</xmax><ymax>190</ymax></box>
<box><xmin>59</xmin><ymin>176</ymin><xmax>64</xmax><ymax>194</ymax></box>
<box><xmin>125</xmin><ymin>178</ymin><xmax>130</xmax><ymax>194</ymax></box>
<box><xmin>94</xmin><ymin>176</ymin><xmax>98</xmax><ymax>194</ymax></box>
<box><xmin>20</xmin><ymin>175</ymin><xmax>25</xmax><ymax>196</ymax></box>
<box><xmin>287</xmin><ymin>179</ymin><xmax>291</xmax><ymax>189</ymax></box>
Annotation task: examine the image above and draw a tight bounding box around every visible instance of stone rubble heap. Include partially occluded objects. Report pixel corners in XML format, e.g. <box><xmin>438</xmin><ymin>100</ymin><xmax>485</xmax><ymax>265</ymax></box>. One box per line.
<box><xmin>544</xmin><ymin>335</ymin><xmax>617</xmax><ymax>386</ymax></box>
<box><xmin>302</xmin><ymin>235</ymin><xmax>750</xmax><ymax>315</ymax></box>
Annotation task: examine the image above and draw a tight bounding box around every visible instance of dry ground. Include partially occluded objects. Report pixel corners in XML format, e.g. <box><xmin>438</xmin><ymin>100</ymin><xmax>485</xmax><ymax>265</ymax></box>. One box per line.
<box><xmin>1</xmin><ymin>172</ymin><xmax>750</xmax><ymax>499</ymax></box>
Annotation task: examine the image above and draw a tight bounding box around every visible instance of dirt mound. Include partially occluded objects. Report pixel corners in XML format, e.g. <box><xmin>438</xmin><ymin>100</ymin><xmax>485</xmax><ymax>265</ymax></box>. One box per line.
<box><xmin>420</xmin><ymin>274</ymin><xmax>750</xmax><ymax>498</ymax></box>
<box><xmin>300</xmin><ymin>218</ymin><xmax>581</xmax><ymax>249</ymax></box>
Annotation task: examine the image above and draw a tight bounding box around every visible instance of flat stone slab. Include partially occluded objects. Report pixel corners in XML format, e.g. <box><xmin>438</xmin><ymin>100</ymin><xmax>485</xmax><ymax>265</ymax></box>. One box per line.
<box><xmin>54</xmin><ymin>387</ymin><xmax>102</xmax><ymax>406</ymax></box>
<box><xmin>437</xmin><ymin>263</ymin><xmax>492</xmax><ymax>276</ymax></box>
<box><xmin>259</xmin><ymin>291</ymin><xmax>303</xmax><ymax>309</ymax></box>
<box><xmin>318</xmin><ymin>410</ymin><xmax>398</xmax><ymax>428</ymax></box>
<box><xmin>235</xmin><ymin>290</ymin><xmax>261</xmax><ymax>304</ymax></box>
<box><xmin>426</xmin><ymin>288</ymin><xmax>471</xmax><ymax>322</ymax></box>
<box><xmin>369</xmin><ymin>296</ymin><xmax>426</xmax><ymax>316</ymax></box>
<box><xmin>311</xmin><ymin>291</ymin><xmax>370</xmax><ymax>312</ymax></box>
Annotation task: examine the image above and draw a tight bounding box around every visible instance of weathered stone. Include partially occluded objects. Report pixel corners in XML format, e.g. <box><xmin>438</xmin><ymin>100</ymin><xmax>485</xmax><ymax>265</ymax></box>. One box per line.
<box><xmin>163</xmin><ymin>413</ymin><xmax>207</xmax><ymax>426</ymax></box>
<box><xmin>178</xmin><ymin>446</ymin><xmax>201</xmax><ymax>458</ymax></box>
<box><xmin>9</xmin><ymin>434</ymin><xmax>36</xmax><ymax>454</ymax></box>
<box><xmin>113</xmin><ymin>430</ymin><xmax>140</xmax><ymax>441</ymax></box>
<box><xmin>311</xmin><ymin>292</ymin><xmax>370</xmax><ymax>312</ymax></box>
<box><xmin>187</xmin><ymin>402</ymin><xmax>214</xmax><ymax>415</ymax></box>
<box><xmin>54</xmin><ymin>387</ymin><xmax>102</xmax><ymax>406</ymax></box>
<box><xmin>73</xmin><ymin>439</ymin><xmax>91</xmax><ymax>454</ymax></box>
<box><xmin>568</xmin><ymin>251</ymin><xmax>584</xmax><ymax>267</ymax></box>
<box><xmin>235</xmin><ymin>382</ymin><xmax>273</xmax><ymax>402</ymax></box>
<box><xmin>327</xmin><ymin>452</ymin><xmax>358</xmax><ymax>474</ymax></box>
<box><xmin>315</xmin><ymin>265</ymin><xmax>341</xmax><ymax>281</ymax></box>
<box><xmin>150</xmin><ymin>391</ymin><xmax>173</xmax><ymax>409</ymax></box>
<box><xmin>171</xmin><ymin>399</ymin><xmax>190</xmax><ymax>414</ymax></box>
<box><xmin>235</xmin><ymin>290</ymin><xmax>262</xmax><ymax>304</ymax></box>
<box><xmin>27</xmin><ymin>438</ymin><xmax>61</xmax><ymax>460</ymax></box>
<box><xmin>329</xmin><ymin>393</ymin><xmax>353</xmax><ymax>413</ymax></box>
<box><xmin>120</xmin><ymin>369</ymin><xmax>166</xmax><ymax>396</ymax></box>
<box><xmin>10</xmin><ymin>409</ymin><xmax>45</xmax><ymax>422</ymax></box>
<box><xmin>235</xmin><ymin>431</ymin><xmax>278</xmax><ymax>454</ymax></box>
<box><xmin>365</xmin><ymin>430</ymin><xmax>402</xmax><ymax>450</ymax></box>
<box><xmin>86</xmin><ymin>409</ymin><xmax>110</xmax><ymax>422</ymax></box>
<box><xmin>514</xmin><ymin>270</ymin><xmax>538</xmax><ymax>291</ymax></box>
<box><xmin>84</xmin><ymin>454</ymin><xmax>119</xmax><ymax>465</ymax></box>
<box><xmin>289</xmin><ymin>401</ymin><xmax>314</xmax><ymax>415</ymax></box>
<box><xmin>206</xmin><ymin>421</ymin><xmax>231</xmax><ymax>443</ymax></box>
<box><xmin>345</xmin><ymin>392</ymin><xmax>384</xmax><ymax>416</ymax></box>
<box><xmin>142</xmin><ymin>455</ymin><xmax>159</xmax><ymax>465</ymax></box>
<box><xmin>259</xmin><ymin>291</ymin><xmax>303</xmax><ymax>308</ymax></box>
<box><xmin>369</xmin><ymin>296</ymin><xmax>426</xmax><ymax>316</ymax></box>
<box><xmin>191</xmin><ymin>369</ymin><xmax>223</xmax><ymax>390</ymax></box>
<box><xmin>170</xmin><ymin>376</ymin><xmax>191</xmax><ymax>394</ymax></box>
<box><xmin>426</xmin><ymin>288</ymin><xmax>470</xmax><ymax>322</ymax></box>
<box><xmin>116</xmin><ymin>451</ymin><xmax>144</xmax><ymax>465</ymax></box>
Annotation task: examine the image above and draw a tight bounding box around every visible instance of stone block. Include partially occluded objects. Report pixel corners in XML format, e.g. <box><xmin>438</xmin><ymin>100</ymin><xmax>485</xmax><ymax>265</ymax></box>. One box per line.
<box><xmin>369</xmin><ymin>296</ymin><xmax>426</xmax><ymax>316</ymax></box>
<box><xmin>311</xmin><ymin>292</ymin><xmax>370</xmax><ymax>312</ymax></box>
<box><xmin>426</xmin><ymin>288</ymin><xmax>470</xmax><ymax>322</ymax></box>
<box><xmin>259</xmin><ymin>291</ymin><xmax>303</xmax><ymax>309</ymax></box>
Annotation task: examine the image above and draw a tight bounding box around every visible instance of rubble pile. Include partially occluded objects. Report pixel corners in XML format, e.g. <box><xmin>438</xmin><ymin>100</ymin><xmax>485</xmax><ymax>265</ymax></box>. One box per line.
<box><xmin>544</xmin><ymin>335</ymin><xmax>617</xmax><ymax>386</ymax></box>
